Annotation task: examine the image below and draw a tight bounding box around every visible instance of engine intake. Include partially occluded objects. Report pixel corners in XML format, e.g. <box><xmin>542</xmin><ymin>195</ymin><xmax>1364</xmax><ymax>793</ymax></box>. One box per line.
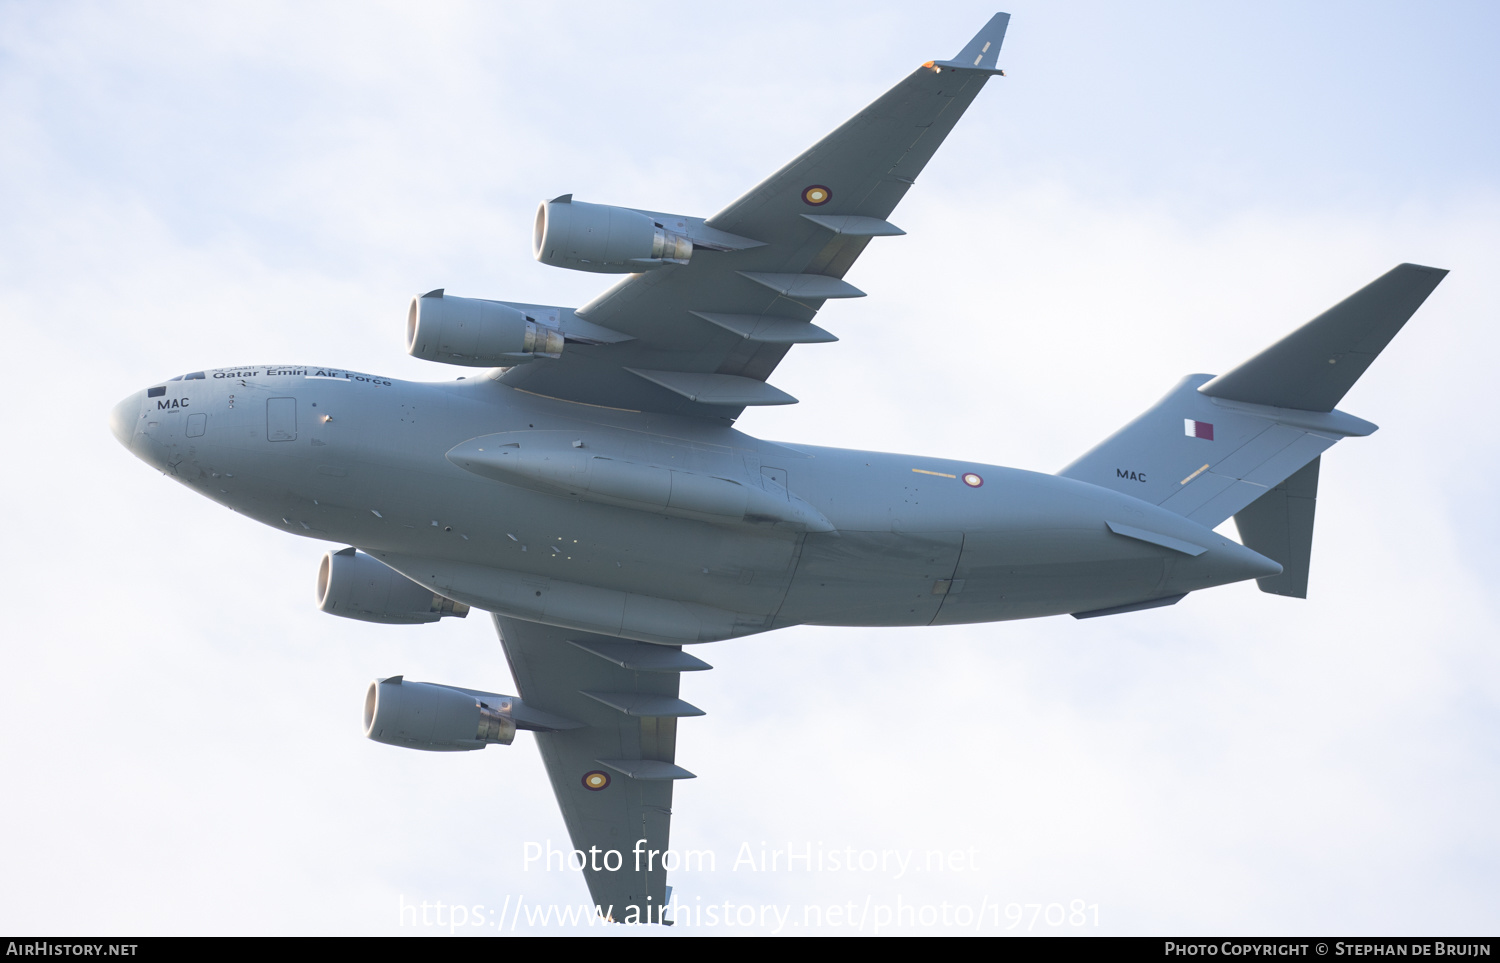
<box><xmin>364</xmin><ymin>677</ymin><xmax>515</xmax><ymax>752</ymax></box>
<box><xmin>407</xmin><ymin>292</ymin><xmax>564</xmax><ymax>367</ymax></box>
<box><xmin>533</xmin><ymin>196</ymin><xmax>692</xmax><ymax>274</ymax></box>
<box><xmin>317</xmin><ymin>548</ymin><xmax>469</xmax><ymax>624</ymax></box>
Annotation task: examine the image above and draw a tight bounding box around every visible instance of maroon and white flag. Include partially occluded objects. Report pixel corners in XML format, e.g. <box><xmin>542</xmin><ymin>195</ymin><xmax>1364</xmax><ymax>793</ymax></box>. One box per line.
<box><xmin>1184</xmin><ymin>419</ymin><xmax>1214</xmax><ymax>440</ymax></box>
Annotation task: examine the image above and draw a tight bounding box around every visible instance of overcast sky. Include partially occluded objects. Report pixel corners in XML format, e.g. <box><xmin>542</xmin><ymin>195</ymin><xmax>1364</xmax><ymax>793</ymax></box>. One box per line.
<box><xmin>3</xmin><ymin>0</ymin><xmax>1498</xmax><ymax>936</ymax></box>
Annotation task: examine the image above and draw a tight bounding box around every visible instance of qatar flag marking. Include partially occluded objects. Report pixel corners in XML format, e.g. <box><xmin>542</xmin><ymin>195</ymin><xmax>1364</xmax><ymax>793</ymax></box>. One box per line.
<box><xmin>1184</xmin><ymin>419</ymin><xmax>1214</xmax><ymax>440</ymax></box>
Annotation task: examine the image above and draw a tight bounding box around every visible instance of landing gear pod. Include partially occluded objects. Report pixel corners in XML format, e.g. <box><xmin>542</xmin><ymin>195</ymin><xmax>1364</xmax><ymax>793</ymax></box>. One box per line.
<box><xmin>406</xmin><ymin>291</ymin><xmax>564</xmax><ymax>367</ymax></box>
<box><xmin>317</xmin><ymin>548</ymin><xmax>469</xmax><ymax>624</ymax></box>
<box><xmin>533</xmin><ymin>195</ymin><xmax>692</xmax><ymax>273</ymax></box>
<box><xmin>364</xmin><ymin>677</ymin><xmax>516</xmax><ymax>752</ymax></box>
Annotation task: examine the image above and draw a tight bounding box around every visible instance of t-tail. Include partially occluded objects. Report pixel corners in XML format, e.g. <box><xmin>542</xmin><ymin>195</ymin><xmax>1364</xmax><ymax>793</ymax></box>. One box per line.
<box><xmin>1059</xmin><ymin>263</ymin><xmax>1447</xmax><ymax>598</ymax></box>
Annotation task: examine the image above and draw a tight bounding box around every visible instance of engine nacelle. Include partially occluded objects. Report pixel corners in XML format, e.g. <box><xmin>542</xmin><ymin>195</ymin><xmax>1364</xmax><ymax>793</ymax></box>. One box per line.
<box><xmin>317</xmin><ymin>548</ymin><xmax>469</xmax><ymax>624</ymax></box>
<box><xmin>407</xmin><ymin>291</ymin><xmax>564</xmax><ymax>367</ymax></box>
<box><xmin>364</xmin><ymin>677</ymin><xmax>515</xmax><ymax>752</ymax></box>
<box><xmin>533</xmin><ymin>196</ymin><xmax>692</xmax><ymax>274</ymax></box>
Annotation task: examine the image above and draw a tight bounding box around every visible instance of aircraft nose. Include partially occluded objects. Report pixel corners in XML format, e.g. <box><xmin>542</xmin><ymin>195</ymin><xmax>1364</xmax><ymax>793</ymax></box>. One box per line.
<box><xmin>109</xmin><ymin>391</ymin><xmax>142</xmax><ymax>448</ymax></box>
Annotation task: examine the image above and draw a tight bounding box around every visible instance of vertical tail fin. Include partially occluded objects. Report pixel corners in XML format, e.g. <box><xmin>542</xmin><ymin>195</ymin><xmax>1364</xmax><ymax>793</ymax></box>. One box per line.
<box><xmin>1059</xmin><ymin>375</ymin><xmax>1367</xmax><ymax>529</ymax></box>
<box><xmin>1058</xmin><ymin>264</ymin><xmax>1446</xmax><ymax>595</ymax></box>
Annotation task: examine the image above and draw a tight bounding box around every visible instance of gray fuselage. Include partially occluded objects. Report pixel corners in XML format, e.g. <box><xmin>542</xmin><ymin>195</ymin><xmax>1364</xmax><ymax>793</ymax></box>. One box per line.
<box><xmin>110</xmin><ymin>365</ymin><xmax>1276</xmax><ymax>643</ymax></box>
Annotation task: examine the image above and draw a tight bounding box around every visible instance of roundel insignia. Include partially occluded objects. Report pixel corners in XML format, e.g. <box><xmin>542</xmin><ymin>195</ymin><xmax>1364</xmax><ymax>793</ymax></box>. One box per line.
<box><xmin>962</xmin><ymin>472</ymin><xmax>984</xmax><ymax>488</ymax></box>
<box><xmin>801</xmin><ymin>184</ymin><xmax>832</xmax><ymax>206</ymax></box>
<box><xmin>582</xmin><ymin>770</ymin><xmax>610</xmax><ymax>791</ymax></box>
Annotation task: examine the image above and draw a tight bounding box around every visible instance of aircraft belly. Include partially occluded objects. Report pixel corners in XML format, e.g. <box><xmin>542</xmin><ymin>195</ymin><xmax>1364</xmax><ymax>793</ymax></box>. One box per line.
<box><xmin>394</xmin><ymin>486</ymin><xmax>799</xmax><ymax>611</ymax></box>
<box><xmin>375</xmin><ymin>552</ymin><xmax>768</xmax><ymax>644</ymax></box>
<box><xmin>345</xmin><ymin>462</ymin><xmax>803</xmax><ymax>640</ymax></box>
<box><xmin>774</xmin><ymin>531</ymin><xmax>963</xmax><ymax>627</ymax></box>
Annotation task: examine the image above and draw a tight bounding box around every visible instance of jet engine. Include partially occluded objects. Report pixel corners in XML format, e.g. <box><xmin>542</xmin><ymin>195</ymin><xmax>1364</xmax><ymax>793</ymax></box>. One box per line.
<box><xmin>407</xmin><ymin>291</ymin><xmax>564</xmax><ymax>367</ymax></box>
<box><xmin>317</xmin><ymin>548</ymin><xmax>469</xmax><ymax>624</ymax></box>
<box><xmin>533</xmin><ymin>195</ymin><xmax>693</xmax><ymax>273</ymax></box>
<box><xmin>364</xmin><ymin>677</ymin><xmax>515</xmax><ymax>751</ymax></box>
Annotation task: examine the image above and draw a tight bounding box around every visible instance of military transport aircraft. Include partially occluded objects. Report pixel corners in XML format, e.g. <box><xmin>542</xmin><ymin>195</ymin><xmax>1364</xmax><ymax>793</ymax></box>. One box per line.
<box><xmin>108</xmin><ymin>13</ymin><xmax>1445</xmax><ymax>924</ymax></box>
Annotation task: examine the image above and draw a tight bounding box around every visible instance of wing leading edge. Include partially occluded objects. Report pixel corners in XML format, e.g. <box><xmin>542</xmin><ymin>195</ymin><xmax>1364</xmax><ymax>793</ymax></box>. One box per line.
<box><xmin>498</xmin><ymin>14</ymin><xmax>1011</xmax><ymax>422</ymax></box>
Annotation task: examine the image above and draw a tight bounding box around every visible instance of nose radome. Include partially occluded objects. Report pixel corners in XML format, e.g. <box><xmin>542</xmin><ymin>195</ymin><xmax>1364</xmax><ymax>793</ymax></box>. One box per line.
<box><xmin>109</xmin><ymin>391</ymin><xmax>142</xmax><ymax>448</ymax></box>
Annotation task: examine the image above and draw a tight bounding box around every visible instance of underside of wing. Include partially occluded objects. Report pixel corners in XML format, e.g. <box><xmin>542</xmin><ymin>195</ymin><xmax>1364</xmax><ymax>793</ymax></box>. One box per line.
<box><xmin>495</xmin><ymin>15</ymin><xmax>1011</xmax><ymax>422</ymax></box>
<box><xmin>493</xmin><ymin>614</ymin><xmax>711</xmax><ymax>924</ymax></box>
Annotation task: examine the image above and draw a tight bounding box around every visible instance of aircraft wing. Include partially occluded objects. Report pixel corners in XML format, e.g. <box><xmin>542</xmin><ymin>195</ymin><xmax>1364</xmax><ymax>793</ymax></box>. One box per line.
<box><xmin>493</xmin><ymin>614</ymin><xmax>711</xmax><ymax>923</ymax></box>
<box><xmin>498</xmin><ymin>13</ymin><xmax>1010</xmax><ymax>422</ymax></box>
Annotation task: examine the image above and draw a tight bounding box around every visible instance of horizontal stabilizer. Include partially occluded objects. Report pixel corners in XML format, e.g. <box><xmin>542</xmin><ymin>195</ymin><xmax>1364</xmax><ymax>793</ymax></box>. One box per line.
<box><xmin>1233</xmin><ymin>456</ymin><xmax>1320</xmax><ymax>598</ymax></box>
<box><xmin>1200</xmin><ymin>263</ymin><xmax>1447</xmax><ymax>412</ymax></box>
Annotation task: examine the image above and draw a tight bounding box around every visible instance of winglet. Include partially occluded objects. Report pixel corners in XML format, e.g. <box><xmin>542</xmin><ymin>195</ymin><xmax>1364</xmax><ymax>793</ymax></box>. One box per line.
<box><xmin>935</xmin><ymin>12</ymin><xmax>1010</xmax><ymax>72</ymax></box>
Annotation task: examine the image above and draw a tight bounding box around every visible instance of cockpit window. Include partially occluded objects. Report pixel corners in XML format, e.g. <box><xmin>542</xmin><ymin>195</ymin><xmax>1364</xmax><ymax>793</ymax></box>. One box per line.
<box><xmin>167</xmin><ymin>372</ymin><xmax>206</xmax><ymax>382</ymax></box>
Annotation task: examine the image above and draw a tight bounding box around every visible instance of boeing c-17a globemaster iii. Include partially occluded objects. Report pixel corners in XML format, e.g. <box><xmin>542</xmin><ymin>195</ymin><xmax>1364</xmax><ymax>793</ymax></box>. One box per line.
<box><xmin>108</xmin><ymin>13</ymin><xmax>1446</xmax><ymax>924</ymax></box>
